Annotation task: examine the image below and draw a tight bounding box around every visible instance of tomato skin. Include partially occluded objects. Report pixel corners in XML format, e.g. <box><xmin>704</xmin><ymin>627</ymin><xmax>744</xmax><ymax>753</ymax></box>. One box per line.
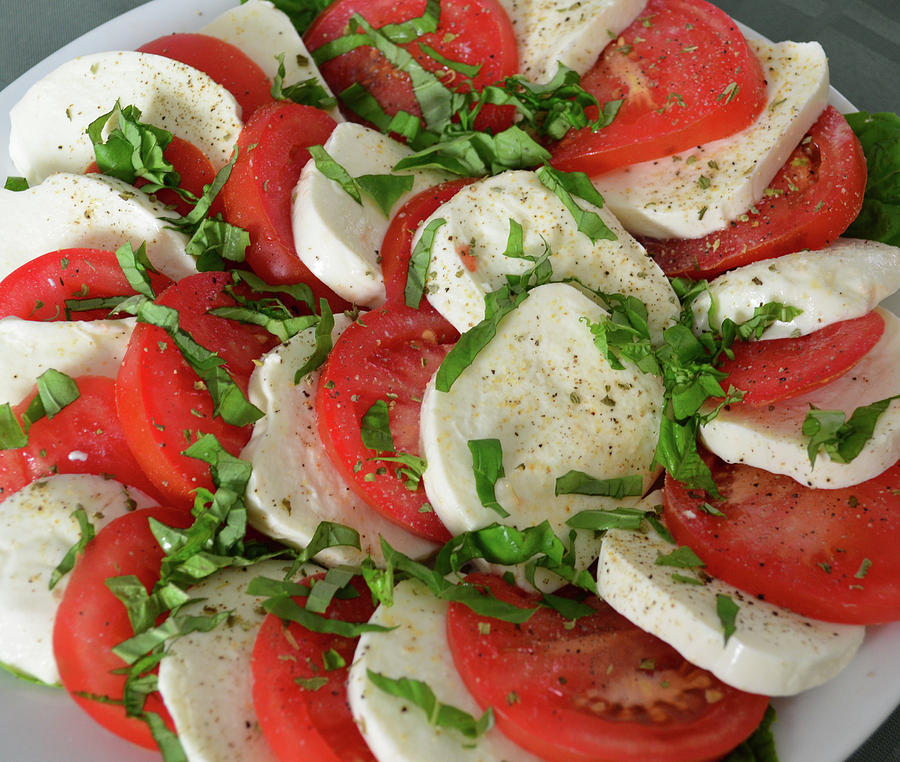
<box><xmin>53</xmin><ymin>506</ymin><xmax>192</xmax><ymax>748</ymax></box>
<box><xmin>643</xmin><ymin>106</ymin><xmax>868</xmax><ymax>279</ymax></box>
<box><xmin>251</xmin><ymin>574</ymin><xmax>376</xmax><ymax>762</ymax></box>
<box><xmin>0</xmin><ymin>248</ymin><xmax>173</xmax><ymax>321</ymax></box>
<box><xmin>446</xmin><ymin>573</ymin><xmax>769</xmax><ymax>762</ymax></box>
<box><xmin>137</xmin><ymin>33</ymin><xmax>274</xmax><ymax>119</ymax></box>
<box><xmin>550</xmin><ymin>0</ymin><xmax>767</xmax><ymax>175</ymax></box>
<box><xmin>664</xmin><ymin>456</ymin><xmax>900</xmax><ymax>624</ymax></box>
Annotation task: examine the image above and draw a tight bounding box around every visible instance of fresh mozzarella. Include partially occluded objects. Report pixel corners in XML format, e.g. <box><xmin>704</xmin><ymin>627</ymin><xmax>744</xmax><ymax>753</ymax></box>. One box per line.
<box><xmin>592</xmin><ymin>38</ymin><xmax>829</xmax><ymax>239</ymax></box>
<box><xmin>0</xmin><ymin>475</ymin><xmax>154</xmax><ymax>684</ymax></box>
<box><xmin>700</xmin><ymin>307</ymin><xmax>900</xmax><ymax>489</ymax></box>
<box><xmin>0</xmin><ymin>316</ymin><xmax>134</xmax><ymax>406</ymax></box>
<box><xmin>242</xmin><ymin>315</ymin><xmax>438</xmax><ymax>566</ymax></box>
<box><xmin>9</xmin><ymin>50</ymin><xmax>242</xmax><ymax>184</ymax></box>
<box><xmin>348</xmin><ymin>578</ymin><xmax>543</xmax><ymax>762</ymax></box>
<box><xmin>292</xmin><ymin>123</ymin><xmax>451</xmax><ymax>307</ymax></box>
<box><xmin>0</xmin><ymin>172</ymin><xmax>196</xmax><ymax>282</ymax></box>
<box><xmin>420</xmin><ymin>282</ymin><xmax>663</xmax><ymax>542</ymax></box>
<box><xmin>418</xmin><ymin>169</ymin><xmax>678</xmax><ymax>343</ymax></box>
<box><xmin>597</xmin><ymin>524</ymin><xmax>865</xmax><ymax>696</ymax></box>
<box><xmin>690</xmin><ymin>239</ymin><xmax>900</xmax><ymax>340</ymax></box>
<box><xmin>495</xmin><ymin>0</ymin><xmax>645</xmax><ymax>83</ymax></box>
<box><xmin>157</xmin><ymin>560</ymin><xmax>322</xmax><ymax>762</ymax></box>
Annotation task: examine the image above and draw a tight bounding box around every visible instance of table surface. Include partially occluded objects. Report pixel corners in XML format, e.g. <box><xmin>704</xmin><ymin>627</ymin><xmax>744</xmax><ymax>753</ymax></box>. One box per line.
<box><xmin>0</xmin><ymin>2</ymin><xmax>898</xmax><ymax>761</ymax></box>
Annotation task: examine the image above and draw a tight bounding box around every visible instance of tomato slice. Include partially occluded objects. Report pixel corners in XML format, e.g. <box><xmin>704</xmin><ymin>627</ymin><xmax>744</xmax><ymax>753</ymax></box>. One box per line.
<box><xmin>0</xmin><ymin>248</ymin><xmax>173</xmax><ymax>321</ymax></box>
<box><xmin>115</xmin><ymin>271</ymin><xmax>282</xmax><ymax>508</ymax></box>
<box><xmin>643</xmin><ymin>106</ymin><xmax>868</xmax><ymax>279</ymax></box>
<box><xmin>717</xmin><ymin>311</ymin><xmax>885</xmax><ymax>407</ymax></box>
<box><xmin>664</xmin><ymin>455</ymin><xmax>900</xmax><ymax>624</ymax></box>
<box><xmin>251</xmin><ymin>574</ymin><xmax>376</xmax><ymax>762</ymax></box>
<box><xmin>446</xmin><ymin>573</ymin><xmax>769</xmax><ymax>762</ymax></box>
<box><xmin>137</xmin><ymin>33</ymin><xmax>274</xmax><ymax>119</ymax></box>
<box><xmin>549</xmin><ymin>0</ymin><xmax>767</xmax><ymax>175</ymax></box>
<box><xmin>221</xmin><ymin>101</ymin><xmax>342</xmax><ymax>294</ymax></box>
<box><xmin>316</xmin><ymin>304</ymin><xmax>456</xmax><ymax>542</ymax></box>
<box><xmin>0</xmin><ymin>376</ymin><xmax>163</xmax><ymax>504</ymax></box>
<box><xmin>53</xmin><ymin>506</ymin><xmax>191</xmax><ymax>748</ymax></box>
<box><xmin>303</xmin><ymin>0</ymin><xmax>518</xmax><ymax>134</ymax></box>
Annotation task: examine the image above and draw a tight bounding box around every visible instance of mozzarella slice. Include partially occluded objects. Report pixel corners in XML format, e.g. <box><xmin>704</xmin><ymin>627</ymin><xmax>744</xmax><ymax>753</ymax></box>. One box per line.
<box><xmin>292</xmin><ymin>123</ymin><xmax>451</xmax><ymax>307</ymax></box>
<box><xmin>597</xmin><ymin>525</ymin><xmax>865</xmax><ymax>696</ymax></box>
<box><xmin>495</xmin><ymin>0</ymin><xmax>645</xmax><ymax>83</ymax></box>
<box><xmin>700</xmin><ymin>307</ymin><xmax>900</xmax><ymax>489</ymax></box>
<box><xmin>421</xmin><ymin>282</ymin><xmax>663</xmax><ymax>541</ymax></box>
<box><xmin>348</xmin><ymin>579</ymin><xmax>543</xmax><ymax>762</ymax></box>
<box><xmin>0</xmin><ymin>172</ymin><xmax>196</xmax><ymax>282</ymax></box>
<box><xmin>418</xmin><ymin>169</ymin><xmax>678</xmax><ymax>343</ymax></box>
<box><xmin>0</xmin><ymin>317</ymin><xmax>134</xmax><ymax>407</ymax></box>
<box><xmin>157</xmin><ymin>560</ymin><xmax>322</xmax><ymax>762</ymax></box>
<box><xmin>0</xmin><ymin>475</ymin><xmax>154</xmax><ymax>684</ymax></box>
<box><xmin>592</xmin><ymin>38</ymin><xmax>829</xmax><ymax>239</ymax></box>
<box><xmin>242</xmin><ymin>316</ymin><xmax>438</xmax><ymax>566</ymax></box>
<box><xmin>9</xmin><ymin>50</ymin><xmax>242</xmax><ymax>184</ymax></box>
<box><xmin>690</xmin><ymin>239</ymin><xmax>900</xmax><ymax>340</ymax></box>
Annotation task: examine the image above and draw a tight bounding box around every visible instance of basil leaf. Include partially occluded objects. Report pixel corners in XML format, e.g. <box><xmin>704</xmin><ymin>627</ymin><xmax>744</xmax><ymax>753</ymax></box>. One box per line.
<box><xmin>48</xmin><ymin>507</ymin><xmax>96</xmax><ymax>590</ymax></box>
<box><xmin>434</xmin><ymin>521</ymin><xmax>566</xmax><ymax>574</ymax></box>
<box><xmin>210</xmin><ymin>304</ymin><xmax>318</xmax><ymax>344</ymax></box>
<box><xmin>535</xmin><ymin>165</ymin><xmax>616</xmax><ymax>242</ymax></box>
<box><xmin>653</xmin><ymin>417</ymin><xmax>719</xmax><ymax>498</ymax></box>
<box><xmin>356</xmin><ymin>173</ymin><xmax>415</xmax><ymax>217</ymax></box>
<box><xmin>144</xmin><ymin>711</ymin><xmax>188</xmax><ymax>762</ymax></box>
<box><xmin>406</xmin><ymin>217</ymin><xmax>446</xmax><ymax>309</ymax></box>
<box><xmin>309</xmin><ymin>145</ymin><xmax>362</xmax><ymax>204</ymax></box>
<box><xmin>113</xmin><ymin>239</ymin><xmax>158</xmax><ymax>297</ymax></box>
<box><xmin>295</xmin><ymin>520</ymin><xmax>362</xmax><ymax>564</ymax></box>
<box><xmin>184</xmin><ymin>217</ymin><xmax>250</xmax><ymax>270</ymax></box>
<box><xmin>263</xmin><ymin>0</ymin><xmax>335</xmax><ymax>36</ymax></box>
<box><xmin>262</xmin><ymin>595</ymin><xmax>391</xmax><ymax>637</ymax></box>
<box><xmin>467</xmin><ymin>438</ymin><xmax>509</xmax><ymax>517</ymax></box>
<box><xmin>305</xmin><ymin>567</ymin><xmax>356</xmax><ymax>614</ymax></box>
<box><xmin>565</xmin><ymin>507</ymin><xmax>646</xmax><ymax>532</ymax></box>
<box><xmin>294</xmin><ymin>299</ymin><xmax>335</xmax><ymax>383</ymax></box>
<box><xmin>716</xmin><ymin>593</ymin><xmax>739</xmax><ymax>645</ymax></box>
<box><xmin>501</xmin><ymin>218</ymin><xmax>526</xmax><ymax>259</ymax></box>
<box><xmin>802</xmin><ymin>396</ymin><xmax>899</xmax><ymax>465</ymax></box>
<box><xmin>540</xmin><ymin>592</ymin><xmax>595</xmax><ymax>621</ymax></box>
<box><xmin>655</xmin><ymin>545</ymin><xmax>706</xmax><ymax>568</ymax></box>
<box><xmin>0</xmin><ymin>404</ymin><xmax>27</xmax><ymax>450</ymax></box>
<box><xmin>555</xmin><ymin>471</ymin><xmax>643</xmax><ymax>499</ymax></box>
<box><xmin>376</xmin><ymin>451</ymin><xmax>428</xmax><ymax>490</ymax></box>
<box><xmin>845</xmin><ymin>111</ymin><xmax>900</xmax><ymax>245</ymax></box>
<box><xmin>722</xmin><ymin>705</ymin><xmax>778</xmax><ymax>762</ymax></box>
<box><xmin>271</xmin><ymin>53</ymin><xmax>337</xmax><ymax>110</ymax></box>
<box><xmin>361</xmin><ymin>399</ymin><xmax>395</xmax><ymax>452</ymax></box>
<box><xmin>4</xmin><ymin>176</ymin><xmax>28</xmax><ymax>191</ymax></box>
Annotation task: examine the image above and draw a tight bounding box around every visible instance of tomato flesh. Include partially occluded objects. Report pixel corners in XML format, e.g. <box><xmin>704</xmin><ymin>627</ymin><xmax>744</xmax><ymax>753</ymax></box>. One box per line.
<box><xmin>446</xmin><ymin>573</ymin><xmax>769</xmax><ymax>761</ymax></box>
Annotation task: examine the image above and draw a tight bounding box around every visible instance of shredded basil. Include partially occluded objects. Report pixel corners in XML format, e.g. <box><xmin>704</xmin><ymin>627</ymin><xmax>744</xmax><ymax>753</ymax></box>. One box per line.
<box><xmin>535</xmin><ymin>165</ymin><xmax>616</xmax><ymax>243</ymax></box>
<box><xmin>655</xmin><ymin>545</ymin><xmax>706</xmax><ymax>568</ymax></box>
<box><xmin>467</xmin><ymin>438</ymin><xmax>509</xmax><ymax>517</ymax></box>
<box><xmin>361</xmin><ymin>399</ymin><xmax>395</xmax><ymax>452</ymax></box>
<box><xmin>48</xmin><ymin>506</ymin><xmax>96</xmax><ymax>590</ymax></box>
<box><xmin>716</xmin><ymin>593</ymin><xmax>740</xmax><ymax>645</ymax></box>
<box><xmin>565</xmin><ymin>507</ymin><xmax>646</xmax><ymax>532</ymax></box>
<box><xmin>405</xmin><ymin>217</ymin><xmax>446</xmax><ymax>308</ymax></box>
<box><xmin>803</xmin><ymin>396</ymin><xmax>899</xmax><ymax>466</ymax></box>
<box><xmin>555</xmin><ymin>471</ymin><xmax>643</xmax><ymax>499</ymax></box>
<box><xmin>271</xmin><ymin>52</ymin><xmax>337</xmax><ymax>110</ymax></box>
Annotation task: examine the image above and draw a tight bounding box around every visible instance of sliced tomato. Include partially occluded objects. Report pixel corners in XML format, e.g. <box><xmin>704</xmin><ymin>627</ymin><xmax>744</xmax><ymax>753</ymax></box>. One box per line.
<box><xmin>221</xmin><ymin>101</ymin><xmax>342</xmax><ymax>294</ymax></box>
<box><xmin>446</xmin><ymin>573</ymin><xmax>769</xmax><ymax>762</ymax></box>
<box><xmin>116</xmin><ymin>271</ymin><xmax>281</xmax><ymax>508</ymax></box>
<box><xmin>53</xmin><ymin>506</ymin><xmax>191</xmax><ymax>748</ymax></box>
<box><xmin>137</xmin><ymin>33</ymin><xmax>273</xmax><ymax>119</ymax></box>
<box><xmin>0</xmin><ymin>376</ymin><xmax>163</xmax><ymax>504</ymax></box>
<box><xmin>717</xmin><ymin>311</ymin><xmax>885</xmax><ymax>406</ymax></box>
<box><xmin>549</xmin><ymin>0</ymin><xmax>767</xmax><ymax>175</ymax></box>
<box><xmin>664</xmin><ymin>455</ymin><xmax>900</xmax><ymax>624</ymax></box>
<box><xmin>251</xmin><ymin>574</ymin><xmax>376</xmax><ymax>762</ymax></box>
<box><xmin>0</xmin><ymin>248</ymin><xmax>173</xmax><ymax>321</ymax></box>
<box><xmin>304</xmin><ymin>0</ymin><xmax>518</xmax><ymax>134</ymax></box>
<box><xmin>643</xmin><ymin>106</ymin><xmax>868</xmax><ymax>279</ymax></box>
<box><xmin>316</xmin><ymin>304</ymin><xmax>456</xmax><ymax>542</ymax></box>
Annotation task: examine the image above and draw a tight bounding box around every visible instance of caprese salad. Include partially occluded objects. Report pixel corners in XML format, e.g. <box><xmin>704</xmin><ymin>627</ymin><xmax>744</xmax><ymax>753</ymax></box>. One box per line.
<box><xmin>1</xmin><ymin>0</ymin><xmax>899</xmax><ymax>761</ymax></box>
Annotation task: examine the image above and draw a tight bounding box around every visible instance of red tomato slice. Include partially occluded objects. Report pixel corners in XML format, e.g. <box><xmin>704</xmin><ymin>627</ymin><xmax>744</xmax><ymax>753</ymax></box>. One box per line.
<box><xmin>446</xmin><ymin>573</ymin><xmax>769</xmax><ymax>762</ymax></box>
<box><xmin>137</xmin><ymin>33</ymin><xmax>274</xmax><ymax>119</ymax></box>
<box><xmin>0</xmin><ymin>376</ymin><xmax>163</xmax><ymax>504</ymax></box>
<box><xmin>53</xmin><ymin>506</ymin><xmax>191</xmax><ymax>748</ymax></box>
<box><xmin>717</xmin><ymin>311</ymin><xmax>885</xmax><ymax>406</ymax></box>
<box><xmin>316</xmin><ymin>304</ymin><xmax>456</xmax><ymax>542</ymax></box>
<box><xmin>664</xmin><ymin>455</ymin><xmax>900</xmax><ymax>624</ymax></box>
<box><xmin>116</xmin><ymin>271</ymin><xmax>281</xmax><ymax>508</ymax></box>
<box><xmin>251</xmin><ymin>574</ymin><xmax>376</xmax><ymax>762</ymax></box>
<box><xmin>303</xmin><ymin>0</ymin><xmax>518</xmax><ymax>134</ymax></box>
<box><xmin>0</xmin><ymin>248</ymin><xmax>173</xmax><ymax>321</ymax></box>
<box><xmin>643</xmin><ymin>106</ymin><xmax>868</xmax><ymax>279</ymax></box>
<box><xmin>221</xmin><ymin>101</ymin><xmax>342</xmax><ymax>295</ymax></box>
<box><xmin>549</xmin><ymin>0</ymin><xmax>767</xmax><ymax>175</ymax></box>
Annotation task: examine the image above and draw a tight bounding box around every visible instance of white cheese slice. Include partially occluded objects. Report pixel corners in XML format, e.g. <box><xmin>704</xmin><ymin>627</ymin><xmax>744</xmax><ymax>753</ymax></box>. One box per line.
<box><xmin>9</xmin><ymin>50</ymin><xmax>242</xmax><ymax>184</ymax></box>
<box><xmin>597</xmin><ymin>525</ymin><xmax>865</xmax><ymax>696</ymax></box>
<box><xmin>0</xmin><ymin>316</ymin><xmax>134</xmax><ymax>406</ymax></box>
<box><xmin>0</xmin><ymin>475</ymin><xmax>154</xmax><ymax>684</ymax></box>
<box><xmin>242</xmin><ymin>315</ymin><xmax>438</xmax><ymax>566</ymax></box>
<box><xmin>0</xmin><ymin>172</ymin><xmax>196</xmax><ymax>282</ymax></box>
<box><xmin>418</xmin><ymin>169</ymin><xmax>679</xmax><ymax>344</ymax></box>
<box><xmin>292</xmin><ymin>122</ymin><xmax>451</xmax><ymax>307</ymax></box>
<box><xmin>592</xmin><ymin>38</ymin><xmax>829</xmax><ymax>239</ymax></box>
<box><xmin>690</xmin><ymin>239</ymin><xmax>900</xmax><ymax>340</ymax></box>
<box><xmin>421</xmin><ymin>282</ymin><xmax>663</xmax><ymax>542</ymax></box>
<box><xmin>700</xmin><ymin>307</ymin><xmax>900</xmax><ymax>489</ymax></box>
<box><xmin>157</xmin><ymin>560</ymin><xmax>322</xmax><ymax>762</ymax></box>
<box><xmin>495</xmin><ymin>0</ymin><xmax>646</xmax><ymax>83</ymax></box>
<box><xmin>348</xmin><ymin>578</ymin><xmax>543</xmax><ymax>762</ymax></box>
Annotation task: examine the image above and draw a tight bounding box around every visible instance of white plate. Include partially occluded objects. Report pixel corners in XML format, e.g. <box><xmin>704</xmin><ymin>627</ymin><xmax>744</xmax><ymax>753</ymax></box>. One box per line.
<box><xmin>0</xmin><ymin>1</ymin><xmax>898</xmax><ymax>760</ymax></box>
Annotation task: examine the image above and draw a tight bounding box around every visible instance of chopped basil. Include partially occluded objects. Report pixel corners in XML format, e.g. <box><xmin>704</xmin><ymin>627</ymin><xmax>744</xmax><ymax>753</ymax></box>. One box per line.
<box><xmin>376</xmin><ymin>451</ymin><xmax>428</xmax><ymax>490</ymax></box>
<box><xmin>322</xmin><ymin>648</ymin><xmax>347</xmax><ymax>671</ymax></box>
<box><xmin>434</xmin><ymin>521</ymin><xmax>565</xmax><ymax>574</ymax></box>
<box><xmin>143</xmin><ymin>710</ymin><xmax>188</xmax><ymax>762</ymax></box>
<box><xmin>309</xmin><ymin>145</ymin><xmax>361</xmax><ymax>203</ymax></box>
<box><xmin>417</xmin><ymin>43</ymin><xmax>482</xmax><ymax>77</ymax></box>
<box><xmin>644</xmin><ymin>512</ymin><xmax>675</xmax><ymax>544</ymax></box>
<box><xmin>305</xmin><ymin>567</ymin><xmax>357</xmax><ymax>614</ymax></box>
<box><xmin>309</xmin><ymin>145</ymin><xmax>414</xmax><ymax>216</ymax></box>
<box><xmin>802</xmin><ymin>396</ymin><xmax>899</xmax><ymax>466</ymax></box>
<box><xmin>467</xmin><ymin>438</ymin><xmax>509</xmax><ymax>517</ymax></box>
<box><xmin>184</xmin><ymin>217</ymin><xmax>250</xmax><ymax>270</ymax></box>
<box><xmin>554</xmin><ymin>471</ymin><xmax>643</xmax><ymax>499</ymax></box>
<box><xmin>535</xmin><ymin>165</ymin><xmax>616</xmax><ymax>243</ymax></box>
<box><xmin>854</xmin><ymin>558</ymin><xmax>873</xmax><ymax>579</ymax></box>
<box><xmin>0</xmin><ymin>404</ymin><xmax>27</xmax><ymax>450</ymax></box>
<box><xmin>716</xmin><ymin>593</ymin><xmax>739</xmax><ymax>645</ymax></box>
<box><xmin>406</xmin><ymin>217</ymin><xmax>446</xmax><ymax>309</ymax></box>
<box><xmin>655</xmin><ymin>545</ymin><xmax>706</xmax><ymax>568</ymax></box>
<box><xmin>501</xmin><ymin>218</ymin><xmax>525</xmax><ymax>259</ymax></box>
<box><xmin>1</xmin><ymin>369</ymin><xmax>81</xmax><ymax>449</ymax></box>
<box><xmin>293</xmin><ymin>520</ymin><xmax>362</xmax><ymax>565</ymax></box>
<box><xmin>296</xmin><ymin>676</ymin><xmax>329</xmax><ymax>691</ymax></box>
<box><xmin>112</xmin><ymin>609</ymin><xmax>230</xmax><ymax>665</ymax></box>
<box><xmin>4</xmin><ymin>176</ymin><xmax>28</xmax><ymax>191</ymax></box>
<box><xmin>262</xmin><ymin>595</ymin><xmax>392</xmax><ymax>638</ymax></box>
<box><xmin>361</xmin><ymin>399</ymin><xmax>395</xmax><ymax>452</ymax></box>
<box><xmin>48</xmin><ymin>506</ymin><xmax>96</xmax><ymax>590</ymax></box>
<box><xmin>271</xmin><ymin>52</ymin><xmax>337</xmax><ymax>110</ymax></box>
<box><xmin>671</xmin><ymin>573</ymin><xmax>704</xmax><ymax>585</ymax></box>
<box><xmin>209</xmin><ymin>303</ymin><xmax>318</xmax><ymax>344</ymax></box>
<box><xmin>294</xmin><ymin>299</ymin><xmax>335</xmax><ymax>383</ymax></box>
<box><xmin>565</xmin><ymin>507</ymin><xmax>646</xmax><ymax>532</ymax></box>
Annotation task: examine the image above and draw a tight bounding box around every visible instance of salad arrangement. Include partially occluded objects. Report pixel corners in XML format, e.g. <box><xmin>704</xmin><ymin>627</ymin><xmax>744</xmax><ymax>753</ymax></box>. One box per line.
<box><xmin>0</xmin><ymin>0</ymin><xmax>899</xmax><ymax>760</ymax></box>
